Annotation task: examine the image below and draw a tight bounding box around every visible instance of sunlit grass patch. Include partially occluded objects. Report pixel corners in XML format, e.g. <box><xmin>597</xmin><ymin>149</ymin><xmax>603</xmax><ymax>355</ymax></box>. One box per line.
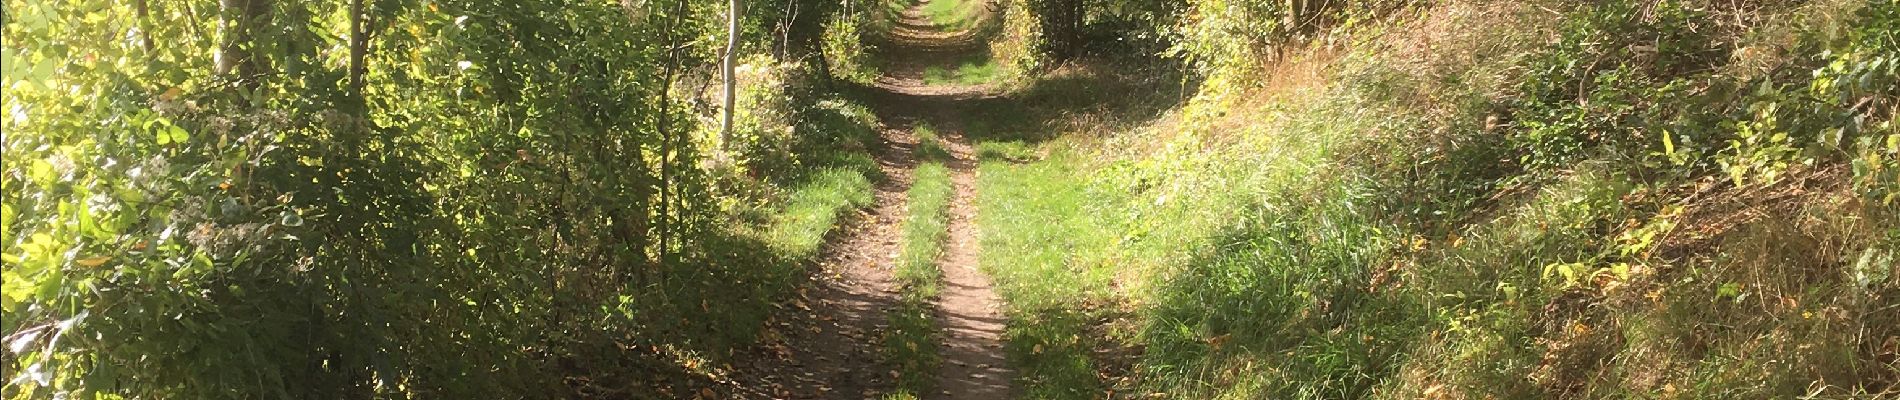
<box><xmin>920</xmin><ymin>0</ymin><xmax>988</xmax><ymax>30</ymax></box>
<box><xmin>883</xmin><ymin>162</ymin><xmax>956</xmax><ymax>394</ymax></box>
<box><xmin>924</xmin><ymin>59</ymin><xmax>1002</xmax><ymax>86</ymax></box>
<box><xmin>975</xmin><ymin>147</ymin><xmax>1123</xmax><ymax>398</ymax></box>
<box><xmin>764</xmin><ymin>158</ymin><xmax>880</xmax><ymax>256</ymax></box>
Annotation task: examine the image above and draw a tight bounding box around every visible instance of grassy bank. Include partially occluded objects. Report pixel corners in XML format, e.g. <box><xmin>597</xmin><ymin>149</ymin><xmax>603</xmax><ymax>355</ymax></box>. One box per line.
<box><xmin>975</xmin><ymin>0</ymin><xmax>1898</xmax><ymax>398</ymax></box>
<box><xmin>976</xmin><ymin>145</ymin><xmax>1126</xmax><ymax>399</ymax></box>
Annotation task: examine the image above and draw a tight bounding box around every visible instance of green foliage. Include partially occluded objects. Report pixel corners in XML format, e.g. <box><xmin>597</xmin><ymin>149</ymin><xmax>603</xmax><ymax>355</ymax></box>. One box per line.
<box><xmin>825</xmin><ymin>10</ymin><xmax>883</xmax><ymax>84</ymax></box>
<box><xmin>990</xmin><ymin>0</ymin><xmax>1050</xmax><ymax>78</ymax></box>
<box><xmin>1811</xmin><ymin>0</ymin><xmax>1900</xmax><ymax>201</ymax></box>
<box><xmin>1</xmin><ymin>0</ymin><xmax>881</xmax><ymax>398</ymax></box>
<box><xmin>1510</xmin><ymin>0</ymin><xmax>1724</xmax><ymax>174</ymax></box>
<box><xmin>1508</xmin><ymin>0</ymin><xmax>1898</xmax><ymax>190</ymax></box>
<box><xmin>979</xmin><ymin>1</ymin><xmax>1900</xmax><ymax>399</ymax></box>
<box><xmin>1164</xmin><ymin>0</ymin><xmax>1391</xmax><ymax>77</ymax></box>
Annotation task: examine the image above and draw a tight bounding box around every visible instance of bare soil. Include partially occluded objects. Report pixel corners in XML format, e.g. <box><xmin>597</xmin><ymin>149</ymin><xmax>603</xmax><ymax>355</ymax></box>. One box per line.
<box><xmin>727</xmin><ymin>0</ymin><xmax>1015</xmax><ymax>397</ymax></box>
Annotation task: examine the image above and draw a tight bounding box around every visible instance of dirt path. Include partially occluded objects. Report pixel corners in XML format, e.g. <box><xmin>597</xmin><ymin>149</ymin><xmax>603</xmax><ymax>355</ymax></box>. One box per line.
<box><xmin>873</xmin><ymin>0</ymin><xmax>1017</xmax><ymax>398</ymax></box>
<box><xmin>727</xmin><ymin>120</ymin><xmax>918</xmax><ymax>400</ymax></box>
<box><xmin>926</xmin><ymin>129</ymin><xmax>1014</xmax><ymax>399</ymax></box>
<box><xmin>730</xmin><ymin>0</ymin><xmax>1014</xmax><ymax>397</ymax></box>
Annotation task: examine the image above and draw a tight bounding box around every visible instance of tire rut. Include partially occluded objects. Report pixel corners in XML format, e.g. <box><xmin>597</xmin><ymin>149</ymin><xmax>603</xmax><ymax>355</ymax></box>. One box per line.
<box><xmin>726</xmin><ymin>125</ymin><xmax>920</xmax><ymax>400</ymax></box>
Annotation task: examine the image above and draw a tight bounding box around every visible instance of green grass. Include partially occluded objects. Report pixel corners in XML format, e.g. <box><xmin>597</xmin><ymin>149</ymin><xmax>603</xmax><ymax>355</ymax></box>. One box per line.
<box><xmin>923</xmin><ymin>59</ymin><xmax>1002</xmax><ymax>86</ymax></box>
<box><xmin>764</xmin><ymin>161</ymin><xmax>879</xmax><ymax>256</ymax></box>
<box><xmin>871</xmin><ymin>0</ymin><xmax>989</xmax><ymax>37</ymax></box>
<box><xmin>913</xmin><ymin>124</ymin><xmax>955</xmax><ymax>162</ymax></box>
<box><xmin>973</xmin><ymin>140</ymin><xmax>1035</xmax><ymax>162</ymax></box>
<box><xmin>974</xmin><ymin>146</ymin><xmax>1124</xmax><ymax>399</ymax></box>
<box><xmin>883</xmin><ymin>146</ymin><xmax>958</xmax><ymax>395</ymax></box>
<box><xmin>967</xmin><ymin>1</ymin><xmax>1899</xmax><ymax>399</ymax></box>
<box><xmin>765</xmin><ymin>93</ymin><xmax>885</xmax><ymax>256</ymax></box>
<box><xmin>919</xmin><ymin>0</ymin><xmax>987</xmax><ymax>30</ymax></box>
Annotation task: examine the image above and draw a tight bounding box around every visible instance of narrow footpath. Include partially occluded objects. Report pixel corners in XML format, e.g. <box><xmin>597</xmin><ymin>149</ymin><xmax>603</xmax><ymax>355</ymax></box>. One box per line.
<box><xmin>928</xmin><ymin>128</ymin><xmax>1012</xmax><ymax>399</ymax></box>
<box><xmin>871</xmin><ymin>0</ymin><xmax>1016</xmax><ymax>397</ymax></box>
<box><xmin>729</xmin><ymin>0</ymin><xmax>1015</xmax><ymax>397</ymax></box>
<box><xmin>726</xmin><ymin>112</ymin><xmax>918</xmax><ymax>399</ymax></box>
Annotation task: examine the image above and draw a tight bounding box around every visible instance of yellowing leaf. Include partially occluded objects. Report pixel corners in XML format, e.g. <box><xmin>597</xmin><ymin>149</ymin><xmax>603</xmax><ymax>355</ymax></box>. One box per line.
<box><xmin>75</xmin><ymin>256</ymin><xmax>110</xmax><ymax>267</ymax></box>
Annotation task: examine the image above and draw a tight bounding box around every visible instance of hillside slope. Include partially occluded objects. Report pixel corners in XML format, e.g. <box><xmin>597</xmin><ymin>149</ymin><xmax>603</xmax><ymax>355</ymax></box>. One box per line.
<box><xmin>973</xmin><ymin>0</ymin><xmax>1898</xmax><ymax>398</ymax></box>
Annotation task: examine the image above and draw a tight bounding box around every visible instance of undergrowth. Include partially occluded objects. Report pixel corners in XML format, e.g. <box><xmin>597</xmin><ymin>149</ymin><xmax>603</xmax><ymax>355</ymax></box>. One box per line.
<box><xmin>976</xmin><ymin>0</ymin><xmax>1899</xmax><ymax>398</ymax></box>
<box><xmin>0</xmin><ymin>1</ymin><xmax>885</xmax><ymax>396</ymax></box>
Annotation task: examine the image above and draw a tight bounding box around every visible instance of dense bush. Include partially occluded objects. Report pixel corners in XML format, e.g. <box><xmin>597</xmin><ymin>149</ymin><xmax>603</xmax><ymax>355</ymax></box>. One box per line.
<box><xmin>1</xmin><ymin>0</ymin><xmax>875</xmax><ymax>398</ymax></box>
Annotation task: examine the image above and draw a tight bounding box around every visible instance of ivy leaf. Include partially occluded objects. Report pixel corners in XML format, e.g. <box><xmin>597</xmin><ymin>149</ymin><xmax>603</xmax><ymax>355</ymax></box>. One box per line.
<box><xmin>35</xmin><ymin>271</ymin><xmax>64</xmax><ymax>300</ymax></box>
<box><xmin>28</xmin><ymin>159</ymin><xmax>57</xmax><ymax>186</ymax></box>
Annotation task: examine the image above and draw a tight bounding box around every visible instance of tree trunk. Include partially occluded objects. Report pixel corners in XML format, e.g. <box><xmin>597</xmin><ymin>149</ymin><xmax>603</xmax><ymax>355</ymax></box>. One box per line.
<box><xmin>1038</xmin><ymin>0</ymin><xmax>1083</xmax><ymax>60</ymax></box>
<box><xmin>135</xmin><ymin>0</ymin><xmax>155</xmax><ymax>53</ymax></box>
<box><xmin>720</xmin><ymin>0</ymin><xmax>742</xmax><ymax>156</ymax></box>
<box><xmin>657</xmin><ymin>0</ymin><xmax>692</xmax><ymax>263</ymax></box>
<box><xmin>217</xmin><ymin>0</ymin><xmax>241</xmax><ymax>75</ymax></box>
<box><xmin>218</xmin><ymin>0</ymin><xmax>271</xmax><ymax>97</ymax></box>
<box><xmin>348</xmin><ymin>0</ymin><xmax>367</xmax><ymax>104</ymax></box>
<box><xmin>217</xmin><ymin>0</ymin><xmax>268</xmax><ymax>77</ymax></box>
